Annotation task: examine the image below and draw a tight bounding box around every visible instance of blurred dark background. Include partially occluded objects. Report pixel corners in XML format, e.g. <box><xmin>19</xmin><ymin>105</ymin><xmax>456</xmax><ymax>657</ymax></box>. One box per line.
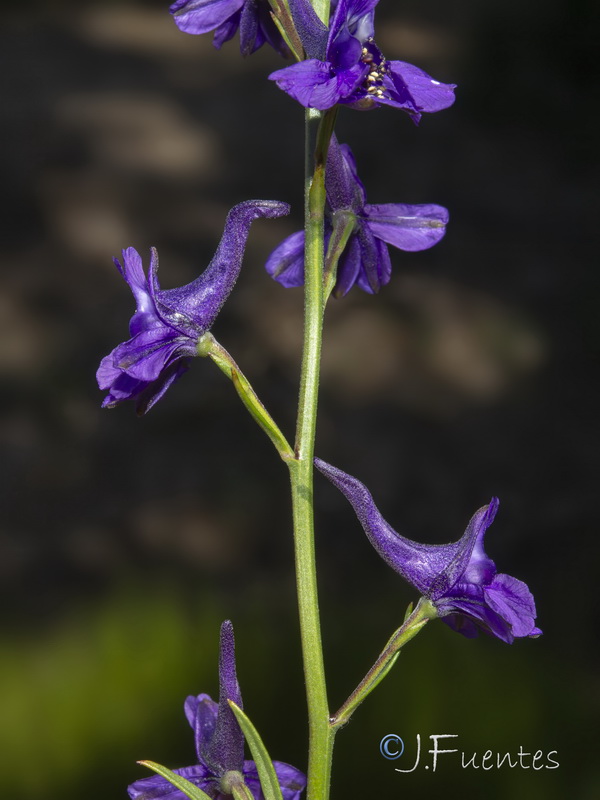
<box><xmin>1</xmin><ymin>0</ymin><xmax>598</xmax><ymax>798</ymax></box>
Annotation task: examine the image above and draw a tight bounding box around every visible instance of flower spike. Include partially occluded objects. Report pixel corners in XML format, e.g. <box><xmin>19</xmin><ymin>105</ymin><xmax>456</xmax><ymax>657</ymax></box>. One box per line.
<box><xmin>97</xmin><ymin>200</ymin><xmax>289</xmax><ymax>414</ymax></box>
<box><xmin>314</xmin><ymin>458</ymin><xmax>542</xmax><ymax>644</ymax></box>
<box><xmin>129</xmin><ymin>621</ymin><xmax>306</xmax><ymax>800</ymax></box>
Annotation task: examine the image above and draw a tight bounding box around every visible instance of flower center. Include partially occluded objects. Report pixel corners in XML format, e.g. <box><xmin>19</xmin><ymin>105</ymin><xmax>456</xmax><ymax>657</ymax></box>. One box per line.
<box><xmin>360</xmin><ymin>39</ymin><xmax>389</xmax><ymax>100</ymax></box>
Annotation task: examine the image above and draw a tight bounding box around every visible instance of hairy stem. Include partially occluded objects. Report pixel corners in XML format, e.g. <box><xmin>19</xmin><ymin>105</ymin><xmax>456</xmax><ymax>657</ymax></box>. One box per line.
<box><xmin>287</xmin><ymin>107</ymin><xmax>336</xmax><ymax>800</ymax></box>
<box><xmin>330</xmin><ymin>598</ymin><xmax>437</xmax><ymax>730</ymax></box>
<box><xmin>198</xmin><ymin>333</ymin><xmax>294</xmax><ymax>461</ymax></box>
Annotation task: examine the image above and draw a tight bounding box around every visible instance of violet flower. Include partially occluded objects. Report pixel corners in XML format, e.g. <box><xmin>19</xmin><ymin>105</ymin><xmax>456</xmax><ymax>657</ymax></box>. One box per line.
<box><xmin>170</xmin><ymin>0</ymin><xmax>287</xmax><ymax>56</ymax></box>
<box><xmin>97</xmin><ymin>200</ymin><xmax>289</xmax><ymax>414</ymax></box>
<box><xmin>129</xmin><ymin>621</ymin><xmax>306</xmax><ymax>800</ymax></box>
<box><xmin>315</xmin><ymin>459</ymin><xmax>541</xmax><ymax>644</ymax></box>
<box><xmin>266</xmin><ymin>137</ymin><xmax>448</xmax><ymax>296</ymax></box>
<box><xmin>269</xmin><ymin>0</ymin><xmax>456</xmax><ymax>119</ymax></box>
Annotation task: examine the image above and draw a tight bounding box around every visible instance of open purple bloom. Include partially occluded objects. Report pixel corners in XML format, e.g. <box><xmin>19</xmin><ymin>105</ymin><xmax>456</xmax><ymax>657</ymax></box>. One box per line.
<box><xmin>128</xmin><ymin>621</ymin><xmax>306</xmax><ymax>800</ymax></box>
<box><xmin>315</xmin><ymin>459</ymin><xmax>542</xmax><ymax>644</ymax></box>
<box><xmin>266</xmin><ymin>137</ymin><xmax>448</xmax><ymax>296</ymax></box>
<box><xmin>269</xmin><ymin>0</ymin><xmax>455</xmax><ymax>119</ymax></box>
<box><xmin>170</xmin><ymin>0</ymin><xmax>287</xmax><ymax>56</ymax></box>
<box><xmin>97</xmin><ymin>200</ymin><xmax>289</xmax><ymax>414</ymax></box>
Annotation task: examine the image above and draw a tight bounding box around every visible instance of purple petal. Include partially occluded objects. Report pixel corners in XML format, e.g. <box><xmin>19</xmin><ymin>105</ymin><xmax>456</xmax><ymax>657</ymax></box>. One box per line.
<box><xmin>170</xmin><ymin>0</ymin><xmax>245</xmax><ymax>35</ymax></box>
<box><xmin>327</xmin><ymin>0</ymin><xmax>374</xmax><ymax>51</ymax></box>
<box><xmin>328</xmin><ymin>20</ymin><xmax>363</xmax><ymax>72</ymax></box>
<box><xmin>484</xmin><ymin>573</ymin><xmax>540</xmax><ymax>638</ymax></box>
<box><xmin>213</xmin><ymin>13</ymin><xmax>241</xmax><ymax>48</ymax></box>
<box><xmin>439</xmin><ymin>595</ymin><xmax>514</xmax><ymax>643</ymax></box>
<box><xmin>364</xmin><ymin>203</ymin><xmax>449</xmax><ymax>251</ymax></box>
<box><xmin>113</xmin><ymin>247</ymin><xmax>161</xmax><ymax>335</ymax></box>
<box><xmin>112</xmin><ymin>329</ymin><xmax>192</xmax><ymax>382</ymax></box>
<box><xmin>429</xmin><ymin>500</ymin><xmax>498</xmax><ymax>600</ymax></box>
<box><xmin>441</xmin><ymin>613</ymin><xmax>481</xmax><ymax>639</ymax></box>
<box><xmin>114</xmin><ymin>247</ymin><xmax>148</xmax><ymax>305</ymax></box>
<box><xmin>387</xmin><ymin>61</ymin><xmax>456</xmax><ymax>115</ymax></box>
<box><xmin>355</xmin><ymin>236</ymin><xmax>391</xmax><ymax>293</ymax></box>
<box><xmin>97</xmin><ymin>352</ymin><xmax>125</xmax><ymax>392</ymax></box>
<box><xmin>134</xmin><ymin>359</ymin><xmax>191</xmax><ymax>415</ymax></box>
<box><xmin>269</xmin><ymin>61</ymin><xmax>366</xmax><ymax>110</ymax></box>
<box><xmin>333</xmin><ymin>233</ymin><xmax>362</xmax><ymax>297</ymax></box>
<box><xmin>242</xmin><ymin>761</ymin><xmax>306</xmax><ymax>800</ymax></box>
<box><xmin>342</xmin><ymin>0</ymin><xmax>380</xmax><ymax>23</ymax></box>
<box><xmin>265</xmin><ymin>230</ymin><xmax>306</xmax><ymax>288</ymax></box>
<box><xmin>185</xmin><ymin>694</ymin><xmax>219</xmax><ymax>760</ymax></box>
<box><xmin>128</xmin><ymin>764</ymin><xmax>214</xmax><ymax>800</ymax></box>
<box><xmin>272</xmin><ymin>760</ymin><xmax>308</xmax><ymax>800</ymax></box>
<box><xmin>355</xmin><ymin>220</ymin><xmax>380</xmax><ymax>292</ymax></box>
<box><xmin>98</xmin><ymin>366</ymin><xmax>148</xmax><ymax>408</ymax></box>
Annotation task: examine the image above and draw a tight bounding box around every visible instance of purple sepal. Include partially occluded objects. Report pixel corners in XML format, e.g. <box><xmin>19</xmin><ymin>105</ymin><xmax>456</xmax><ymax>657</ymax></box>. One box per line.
<box><xmin>171</xmin><ymin>0</ymin><xmax>287</xmax><ymax>56</ymax></box>
<box><xmin>98</xmin><ymin>200</ymin><xmax>289</xmax><ymax>413</ymax></box>
<box><xmin>128</xmin><ymin>764</ymin><xmax>214</xmax><ymax>800</ymax></box>
<box><xmin>269</xmin><ymin>60</ymin><xmax>367</xmax><ymax>110</ymax></box>
<box><xmin>314</xmin><ymin>458</ymin><xmax>541</xmax><ymax>644</ymax></box>
<box><xmin>170</xmin><ymin>0</ymin><xmax>244</xmax><ymax>35</ymax></box>
<box><xmin>213</xmin><ymin>14</ymin><xmax>242</xmax><ymax>49</ymax></box>
<box><xmin>386</xmin><ymin>61</ymin><xmax>457</xmax><ymax>116</ymax></box>
<box><xmin>243</xmin><ymin>760</ymin><xmax>307</xmax><ymax>800</ymax></box>
<box><xmin>364</xmin><ymin>203</ymin><xmax>449</xmax><ymax>251</ymax></box>
<box><xmin>265</xmin><ymin>230</ymin><xmax>306</xmax><ymax>288</ymax></box>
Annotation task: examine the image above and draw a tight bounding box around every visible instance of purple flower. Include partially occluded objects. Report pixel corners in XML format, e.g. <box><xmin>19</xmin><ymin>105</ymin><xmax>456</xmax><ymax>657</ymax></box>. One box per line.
<box><xmin>315</xmin><ymin>459</ymin><xmax>542</xmax><ymax>644</ymax></box>
<box><xmin>97</xmin><ymin>200</ymin><xmax>289</xmax><ymax>414</ymax></box>
<box><xmin>266</xmin><ymin>137</ymin><xmax>448</xmax><ymax>296</ymax></box>
<box><xmin>170</xmin><ymin>0</ymin><xmax>287</xmax><ymax>56</ymax></box>
<box><xmin>269</xmin><ymin>0</ymin><xmax>455</xmax><ymax>119</ymax></box>
<box><xmin>129</xmin><ymin>621</ymin><xmax>306</xmax><ymax>800</ymax></box>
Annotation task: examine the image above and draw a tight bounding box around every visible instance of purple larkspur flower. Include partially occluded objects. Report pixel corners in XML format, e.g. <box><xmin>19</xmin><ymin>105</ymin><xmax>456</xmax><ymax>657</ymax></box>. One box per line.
<box><xmin>170</xmin><ymin>0</ymin><xmax>288</xmax><ymax>56</ymax></box>
<box><xmin>129</xmin><ymin>621</ymin><xmax>306</xmax><ymax>800</ymax></box>
<box><xmin>97</xmin><ymin>200</ymin><xmax>289</xmax><ymax>414</ymax></box>
<box><xmin>269</xmin><ymin>0</ymin><xmax>455</xmax><ymax>119</ymax></box>
<box><xmin>266</xmin><ymin>136</ymin><xmax>448</xmax><ymax>296</ymax></box>
<box><xmin>315</xmin><ymin>459</ymin><xmax>542</xmax><ymax>644</ymax></box>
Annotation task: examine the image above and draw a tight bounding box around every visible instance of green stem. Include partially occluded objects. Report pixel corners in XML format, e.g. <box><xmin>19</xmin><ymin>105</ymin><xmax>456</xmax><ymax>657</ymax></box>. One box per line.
<box><xmin>198</xmin><ymin>333</ymin><xmax>294</xmax><ymax>461</ymax></box>
<box><xmin>330</xmin><ymin>598</ymin><xmax>437</xmax><ymax>730</ymax></box>
<box><xmin>287</xmin><ymin>107</ymin><xmax>336</xmax><ymax>800</ymax></box>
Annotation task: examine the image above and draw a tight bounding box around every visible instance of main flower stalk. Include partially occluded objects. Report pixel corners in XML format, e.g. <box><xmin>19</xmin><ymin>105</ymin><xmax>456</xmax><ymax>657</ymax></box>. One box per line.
<box><xmin>287</xmin><ymin>107</ymin><xmax>336</xmax><ymax>800</ymax></box>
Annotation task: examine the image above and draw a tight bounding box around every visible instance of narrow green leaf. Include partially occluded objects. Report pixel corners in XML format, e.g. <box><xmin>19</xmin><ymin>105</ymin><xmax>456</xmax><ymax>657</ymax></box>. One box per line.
<box><xmin>137</xmin><ymin>760</ymin><xmax>213</xmax><ymax>800</ymax></box>
<box><xmin>231</xmin><ymin>369</ymin><xmax>294</xmax><ymax>460</ymax></box>
<box><xmin>228</xmin><ymin>701</ymin><xmax>284</xmax><ymax>800</ymax></box>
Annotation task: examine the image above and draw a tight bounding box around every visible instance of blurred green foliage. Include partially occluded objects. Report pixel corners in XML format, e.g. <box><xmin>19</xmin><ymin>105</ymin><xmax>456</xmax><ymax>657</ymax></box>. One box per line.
<box><xmin>1</xmin><ymin>581</ymin><xmax>593</xmax><ymax>800</ymax></box>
